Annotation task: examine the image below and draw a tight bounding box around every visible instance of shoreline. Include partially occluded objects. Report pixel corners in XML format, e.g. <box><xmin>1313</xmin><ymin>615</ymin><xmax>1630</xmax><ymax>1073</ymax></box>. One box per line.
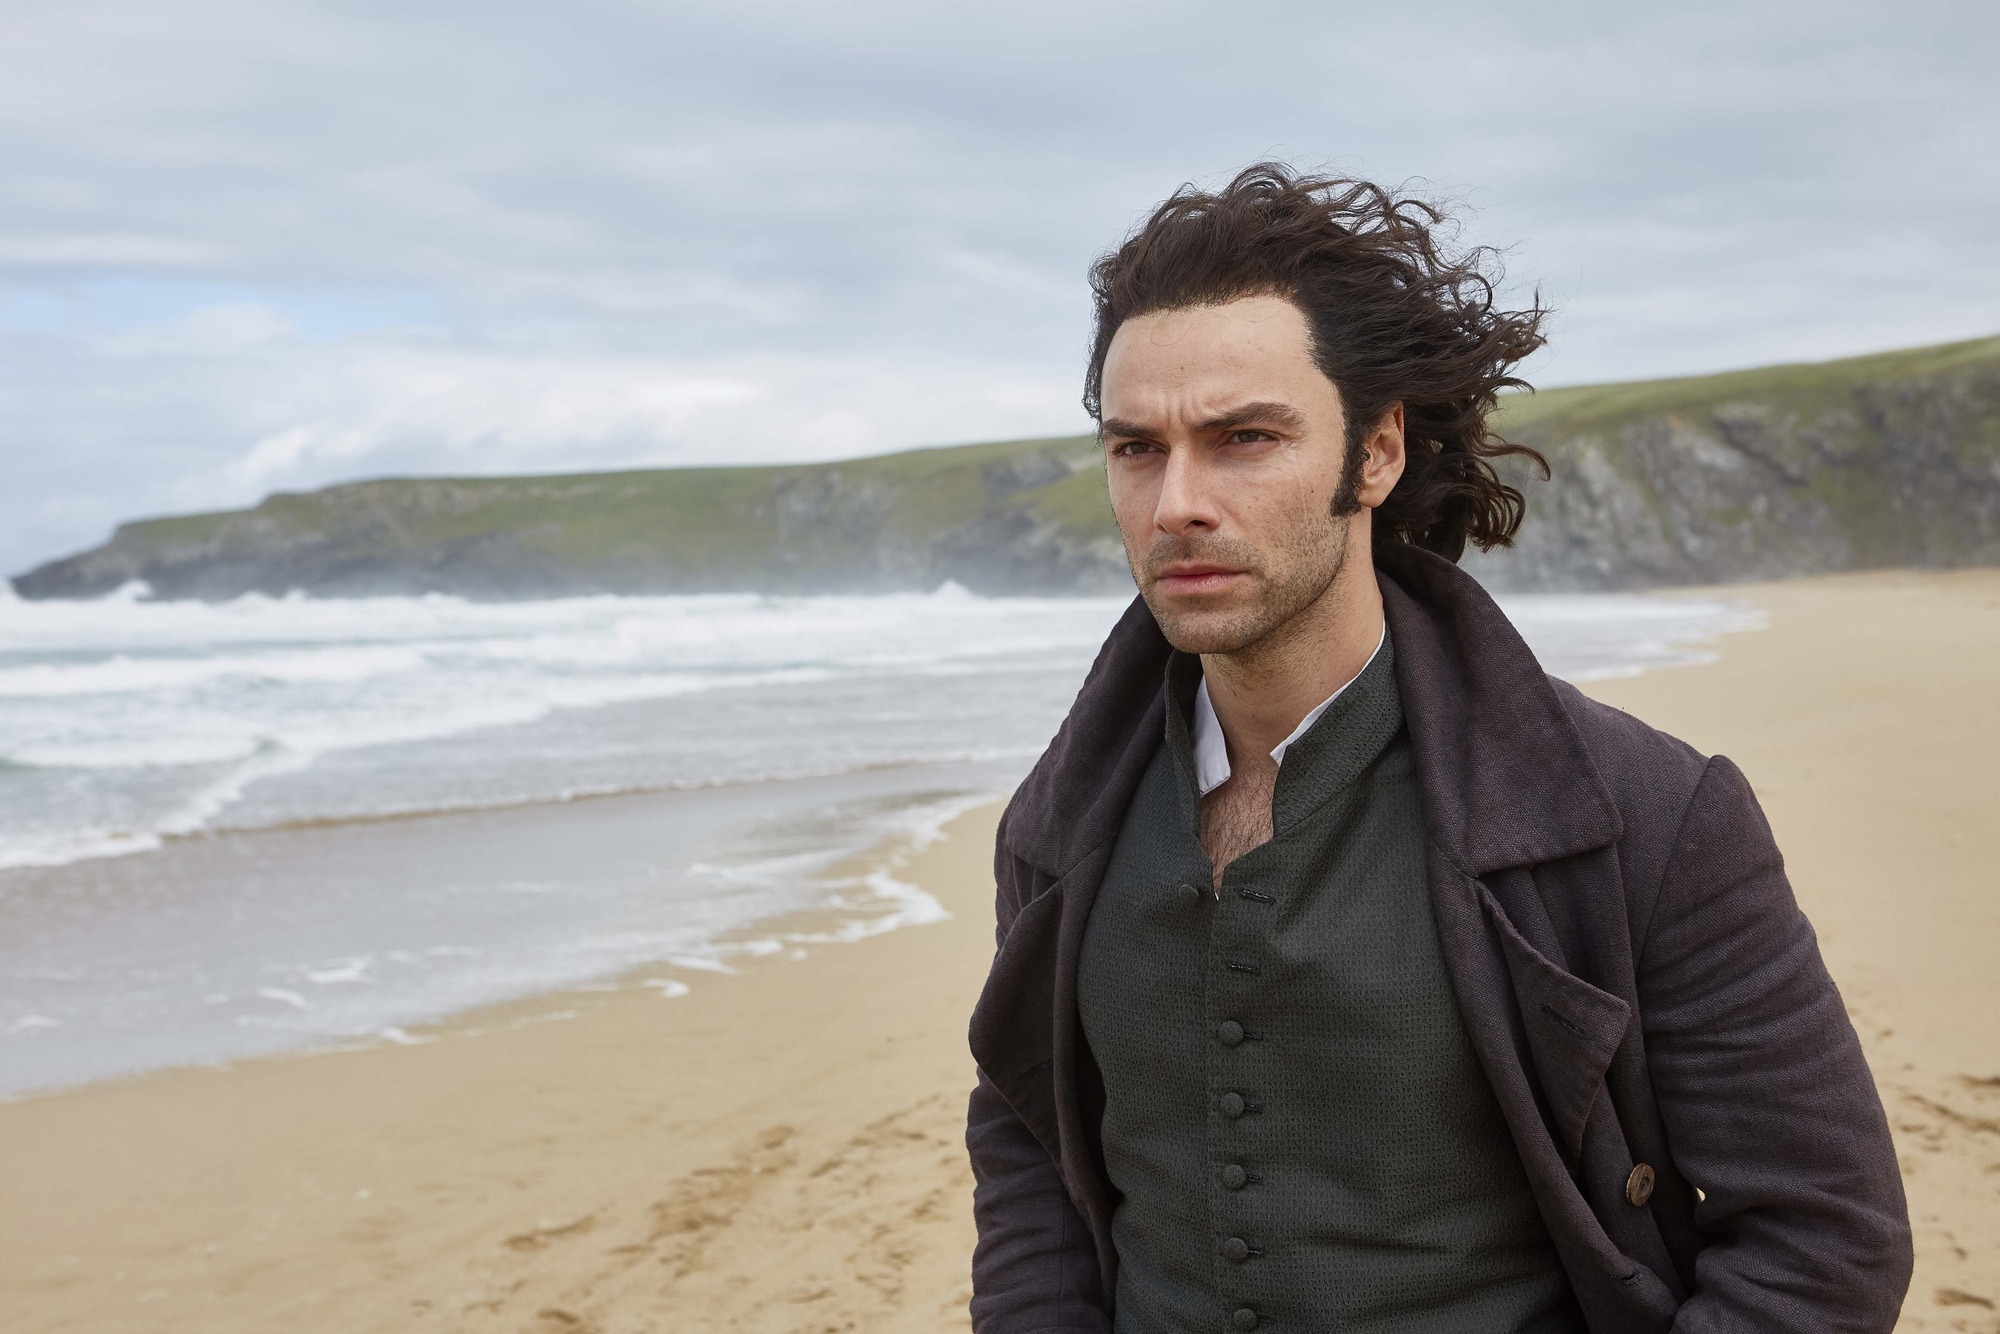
<box><xmin>0</xmin><ymin>757</ymin><xmax>1023</xmax><ymax>1099</ymax></box>
<box><xmin>0</xmin><ymin>801</ymin><xmax>975</xmax><ymax>1107</ymax></box>
<box><xmin>0</xmin><ymin>750</ymin><xmax>1038</xmax><ymax>878</ymax></box>
<box><xmin>1</xmin><ymin>568</ymin><xmax>1994</xmax><ymax>1330</ymax></box>
<box><xmin>0</xmin><ymin>799</ymin><xmax>1007</xmax><ymax>1332</ymax></box>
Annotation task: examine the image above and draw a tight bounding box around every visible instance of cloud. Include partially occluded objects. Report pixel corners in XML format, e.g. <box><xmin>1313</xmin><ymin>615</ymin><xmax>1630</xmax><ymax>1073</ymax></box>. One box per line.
<box><xmin>0</xmin><ymin>232</ymin><xmax>226</xmax><ymax>267</ymax></box>
<box><xmin>1</xmin><ymin>0</ymin><xmax>1997</xmax><ymax>573</ymax></box>
<box><xmin>102</xmin><ymin>301</ymin><xmax>295</xmax><ymax>356</ymax></box>
<box><xmin>220</xmin><ymin>350</ymin><xmax>764</xmax><ymax>489</ymax></box>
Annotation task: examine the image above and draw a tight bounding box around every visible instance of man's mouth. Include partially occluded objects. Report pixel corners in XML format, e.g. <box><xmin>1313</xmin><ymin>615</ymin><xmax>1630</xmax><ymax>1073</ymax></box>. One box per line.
<box><xmin>1152</xmin><ymin>562</ymin><xmax>1247</xmax><ymax>594</ymax></box>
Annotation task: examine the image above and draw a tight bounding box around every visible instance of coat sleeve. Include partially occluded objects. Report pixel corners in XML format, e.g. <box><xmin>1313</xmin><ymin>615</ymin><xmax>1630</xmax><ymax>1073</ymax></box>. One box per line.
<box><xmin>968</xmin><ymin>1071</ymin><xmax>1110</xmax><ymax>1333</ymax></box>
<box><xmin>1638</xmin><ymin>756</ymin><xmax>1912</xmax><ymax>1333</ymax></box>
<box><xmin>966</xmin><ymin>840</ymin><xmax>1110</xmax><ymax>1334</ymax></box>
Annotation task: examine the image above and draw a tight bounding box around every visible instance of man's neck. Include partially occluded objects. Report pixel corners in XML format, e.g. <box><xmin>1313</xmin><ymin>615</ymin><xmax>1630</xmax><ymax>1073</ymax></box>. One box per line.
<box><xmin>1199</xmin><ymin>570</ymin><xmax>1385</xmax><ymax>771</ymax></box>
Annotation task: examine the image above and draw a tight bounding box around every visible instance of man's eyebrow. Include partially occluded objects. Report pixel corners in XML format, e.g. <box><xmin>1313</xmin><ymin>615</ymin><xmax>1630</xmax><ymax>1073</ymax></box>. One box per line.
<box><xmin>1199</xmin><ymin>401</ymin><xmax>1307</xmax><ymax>434</ymax></box>
<box><xmin>1098</xmin><ymin>402</ymin><xmax>1307</xmax><ymax>442</ymax></box>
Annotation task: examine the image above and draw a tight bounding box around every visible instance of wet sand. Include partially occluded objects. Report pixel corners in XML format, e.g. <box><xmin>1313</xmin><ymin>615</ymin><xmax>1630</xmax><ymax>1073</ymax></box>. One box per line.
<box><xmin>0</xmin><ymin>805</ymin><xmax>1001</xmax><ymax>1333</ymax></box>
<box><xmin>2</xmin><ymin>568</ymin><xmax>1996</xmax><ymax>1331</ymax></box>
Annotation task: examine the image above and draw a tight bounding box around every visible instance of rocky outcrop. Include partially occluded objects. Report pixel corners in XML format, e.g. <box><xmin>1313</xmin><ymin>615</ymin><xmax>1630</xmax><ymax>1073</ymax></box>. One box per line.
<box><xmin>1467</xmin><ymin>335</ymin><xmax>2000</xmax><ymax>589</ymax></box>
<box><xmin>14</xmin><ymin>335</ymin><xmax>2000</xmax><ymax>600</ymax></box>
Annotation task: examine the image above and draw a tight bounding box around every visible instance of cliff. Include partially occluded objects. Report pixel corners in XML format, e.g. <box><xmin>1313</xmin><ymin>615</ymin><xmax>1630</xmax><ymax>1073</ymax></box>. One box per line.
<box><xmin>1466</xmin><ymin>333</ymin><xmax>2000</xmax><ymax>590</ymax></box>
<box><xmin>10</xmin><ymin>436</ymin><xmax>1129</xmax><ymax>599</ymax></box>
<box><xmin>14</xmin><ymin>334</ymin><xmax>2000</xmax><ymax>600</ymax></box>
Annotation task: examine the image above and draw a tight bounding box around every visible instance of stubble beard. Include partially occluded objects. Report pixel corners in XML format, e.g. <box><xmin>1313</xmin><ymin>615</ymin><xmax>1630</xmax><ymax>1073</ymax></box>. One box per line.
<box><xmin>1129</xmin><ymin>509</ymin><xmax>1352</xmax><ymax>658</ymax></box>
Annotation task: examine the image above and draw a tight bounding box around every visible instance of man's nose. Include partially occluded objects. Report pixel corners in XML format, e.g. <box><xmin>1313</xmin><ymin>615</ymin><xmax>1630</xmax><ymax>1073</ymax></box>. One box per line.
<box><xmin>1154</xmin><ymin>447</ymin><xmax>1218</xmax><ymax>535</ymax></box>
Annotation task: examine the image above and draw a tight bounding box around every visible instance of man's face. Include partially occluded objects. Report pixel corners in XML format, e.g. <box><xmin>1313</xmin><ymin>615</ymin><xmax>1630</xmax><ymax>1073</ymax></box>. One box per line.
<box><xmin>1099</xmin><ymin>294</ymin><xmax>1369</xmax><ymax>655</ymax></box>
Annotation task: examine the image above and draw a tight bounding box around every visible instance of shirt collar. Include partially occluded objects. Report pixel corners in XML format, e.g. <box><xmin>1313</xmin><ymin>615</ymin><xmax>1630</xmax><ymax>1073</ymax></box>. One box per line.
<box><xmin>1190</xmin><ymin>621</ymin><xmax>1388</xmax><ymax>798</ymax></box>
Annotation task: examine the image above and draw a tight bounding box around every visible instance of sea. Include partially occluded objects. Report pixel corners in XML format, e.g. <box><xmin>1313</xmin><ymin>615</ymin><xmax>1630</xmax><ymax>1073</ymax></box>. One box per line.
<box><xmin>0</xmin><ymin>580</ymin><xmax>1760</xmax><ymax>1096</ymax></box>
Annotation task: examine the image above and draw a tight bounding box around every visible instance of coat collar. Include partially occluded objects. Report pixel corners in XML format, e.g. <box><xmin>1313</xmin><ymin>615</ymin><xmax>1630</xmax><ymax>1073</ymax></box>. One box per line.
<box><xmin>999</xmin><ymin>594</ymin><xmax>1172</xmax><ymax>878</ymax></box>
<box><xmin>1000</xmin><ymin>542</ymin><xmax>1622</xmax><ymax>879</ymax></box>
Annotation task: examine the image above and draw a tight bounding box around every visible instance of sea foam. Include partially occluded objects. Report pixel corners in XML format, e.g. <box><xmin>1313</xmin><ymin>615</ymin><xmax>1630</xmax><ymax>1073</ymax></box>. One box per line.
<box><xmin>0</xmin><ymin>586</ymin><xmax>1127</xmax><ymax>871</ymax></box>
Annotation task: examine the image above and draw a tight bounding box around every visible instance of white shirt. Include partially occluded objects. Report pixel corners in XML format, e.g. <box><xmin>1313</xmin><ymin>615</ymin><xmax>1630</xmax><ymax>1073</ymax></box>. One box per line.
<box><xmin>1190</xmin><ymin>623</ymin><xmax>1388</xmax><ymax>798</ymax></box>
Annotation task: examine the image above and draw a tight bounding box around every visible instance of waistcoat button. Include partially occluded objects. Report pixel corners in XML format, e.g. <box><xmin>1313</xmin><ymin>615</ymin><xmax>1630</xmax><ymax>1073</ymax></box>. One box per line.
<box><xmin>1220</xmin><ymin>1163</ymin><xmax>1247</xmax><ymax>1189</ymax></box>
<box><xmin>1625</xmin><ymin>1162</ymin><xmax>1657</xmax><ymax>1207</ymax></box>
<box><xmin>1182</xmin><ymin>881</ymin><xmax>1207</xmax><ymax>904</ymax></box>
<box><xmin>1219</xmin><ymin>1091</ymin><xmax>1246</xmax><ymax>1119</ymax></box>
<box><xmin>1217</xmin><ymin>1020</ymin><xmax>1245</xmax><ymax>1046</ymax></box>
<box><xmin>1220</xmin><ymin>1236</ymin><xmax>1250</xmax><ymax>1262</ymax></box>
<box><xmin>1231</xmin><ymin>1308</ymin><xmax>1259</xmax><ymax>1331</ymax></box>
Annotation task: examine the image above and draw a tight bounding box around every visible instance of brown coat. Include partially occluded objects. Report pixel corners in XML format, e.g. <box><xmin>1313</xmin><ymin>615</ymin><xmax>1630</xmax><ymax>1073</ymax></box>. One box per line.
<box><xmin>966</xmin><ymin>544</ymin><xmax>1912</xmax><ymax>1333</ymax></box>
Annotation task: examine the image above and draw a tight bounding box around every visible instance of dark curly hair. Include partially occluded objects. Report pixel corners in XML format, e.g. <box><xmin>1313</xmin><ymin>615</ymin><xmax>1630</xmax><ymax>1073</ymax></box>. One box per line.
<box><xmin>1084</xmin><ymin>163</ymin><xmax>1549</xmax><ymax>561</ymax></box>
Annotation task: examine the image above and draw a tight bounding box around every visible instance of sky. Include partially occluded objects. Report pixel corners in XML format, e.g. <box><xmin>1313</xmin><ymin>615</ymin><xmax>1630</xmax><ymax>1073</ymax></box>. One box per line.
<box><xmin>3</xmin><ymin>0</ymin><xmax>1997</xmax><ymax>576</ymax></box>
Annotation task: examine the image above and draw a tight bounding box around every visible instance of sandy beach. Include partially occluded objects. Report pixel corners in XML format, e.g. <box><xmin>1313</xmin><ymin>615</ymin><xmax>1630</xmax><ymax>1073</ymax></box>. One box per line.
<box><xmin>3</xmin><ymin>568</ymin><xmax>1996</xmax><ymax>1332</ymax></box>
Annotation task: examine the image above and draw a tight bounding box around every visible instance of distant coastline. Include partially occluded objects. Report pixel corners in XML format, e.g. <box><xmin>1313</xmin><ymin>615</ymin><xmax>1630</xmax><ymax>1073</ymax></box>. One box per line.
<box><xmin>14</xmin><ymin>333</ymin><xmax>2000</xmax><ymax>600</ymax></box>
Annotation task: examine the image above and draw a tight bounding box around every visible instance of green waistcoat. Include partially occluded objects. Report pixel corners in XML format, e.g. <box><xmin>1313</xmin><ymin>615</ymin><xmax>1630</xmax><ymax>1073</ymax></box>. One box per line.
<box><xmin>1076</xmin><ymin>633</ymin><xmax>1583</xmax><ymax>1333</ymax></box>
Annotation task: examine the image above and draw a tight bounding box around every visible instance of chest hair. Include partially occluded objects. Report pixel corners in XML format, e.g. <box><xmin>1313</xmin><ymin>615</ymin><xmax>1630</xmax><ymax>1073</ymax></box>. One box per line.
<box><xmin>1198</xmin><ymin>761</ymin><xmax>1277</xmax><ymax>890</ymax></box>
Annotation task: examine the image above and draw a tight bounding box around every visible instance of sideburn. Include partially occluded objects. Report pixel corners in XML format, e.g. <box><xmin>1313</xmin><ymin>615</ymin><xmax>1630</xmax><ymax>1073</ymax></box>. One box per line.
<box><xmin>1329</xmin><ymin>431</ymin><xmax>1368</xmax><ymax>518</ymax></box>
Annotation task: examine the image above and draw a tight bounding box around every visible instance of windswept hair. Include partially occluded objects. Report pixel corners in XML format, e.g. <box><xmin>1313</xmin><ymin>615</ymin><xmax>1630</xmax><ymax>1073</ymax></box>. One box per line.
<box><xmin>1084</xmin><ymin>163</ymin><xmax>1550</xmax><ymax>561</ymax></box>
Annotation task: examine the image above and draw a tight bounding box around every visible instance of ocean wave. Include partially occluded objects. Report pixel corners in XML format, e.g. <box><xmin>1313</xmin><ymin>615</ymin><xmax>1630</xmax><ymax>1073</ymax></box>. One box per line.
<box><xmin>655</xmin><ymin>788</ymin><xmax>991</xmax><ymax>961</ymax></box>
<box><xmin>0</xmin><ymin>744</ymin><xmax>1044</xmax><ymax>873</ymax></box>
<box><xmin>0</xmin><ymin>743</ymin><xmax>310</xmax><ymax>871</ymax></box>
<box><xmin>0</xmin><ymin>587</ymin><xmax>1760</xmax><ymax>883</ymax></box>
<box><xmin>0</xmin><ymin>825</ymin><xmax>170</xmax><ymax>871</ymax></box>
<box><xmin>0</xmin><ymin>663</ymin><xmax>844</xmax><ymax>773</ymax></box>
<box><xmin>0</xmin><ymin>644</ymin><xmax>432</xmax><ymax>698</ymax></box>
<box><xmin>0</xmin><ymin>586</ymin><xmax>1121</xmax><ymax>873</ymax></box>
<box><xmin>5</xmin><ymin>734</ymin><xmax>268</xmax><ymax>769</ymax></box>
<box><xmin>0</xmin><ymin>581</ymin><xmax>1102</xmax><ymax>650</ymax></box>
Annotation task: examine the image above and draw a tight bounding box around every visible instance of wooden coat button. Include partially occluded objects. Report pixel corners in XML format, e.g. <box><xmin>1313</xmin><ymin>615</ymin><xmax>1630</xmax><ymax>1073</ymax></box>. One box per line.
<box><xmin>1625</xmin><ymin>1162</ymin><xmax>1657</xmax><ymax>1207</ymax></box>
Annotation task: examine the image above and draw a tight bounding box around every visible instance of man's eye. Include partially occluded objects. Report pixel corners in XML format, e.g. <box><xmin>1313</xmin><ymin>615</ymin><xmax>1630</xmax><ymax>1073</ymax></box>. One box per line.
<box><xmin>1228</xmin><ymin>429</ymin><xmax>1272</xmax><ymax>444</ymax></box>
<box><xmin>1109</xmin><ymin>440</ymin><xmax>1154</xmax><ymax>457</ymax></box>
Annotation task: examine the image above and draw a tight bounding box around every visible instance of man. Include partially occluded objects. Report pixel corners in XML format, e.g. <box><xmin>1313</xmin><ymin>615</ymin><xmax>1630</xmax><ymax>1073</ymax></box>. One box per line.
<box><xmin>965</xmin><ymin>164</ymin><xmax>1911</xmax><ymax>1333</ymax></box>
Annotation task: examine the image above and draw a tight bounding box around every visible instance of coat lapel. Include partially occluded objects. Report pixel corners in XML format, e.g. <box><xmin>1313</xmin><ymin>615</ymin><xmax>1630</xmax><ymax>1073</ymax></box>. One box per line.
<box><xmin>1377</xmin><ymin>546</ymin><xmax>1634</xmax><ymax>1152</ymax></box>
<box><xmin>1379</xmin><ymin>546</ymin><xmax>1664</xmax><ymax>1309</ymax></box>
<box><xmin>1479</xmin><ymin>874</ymin><xmax>1634</xmax><ymax>1160</ymax></box>
<box><xmin>1376</xmin><ymin>543</ymin><xmax>1621</xmax><ymax>874</ymax></box>
<box><xmin>1000</xmin><ymin>595</ymin><xmax>1172</xmax><ymax>877</ymax></box>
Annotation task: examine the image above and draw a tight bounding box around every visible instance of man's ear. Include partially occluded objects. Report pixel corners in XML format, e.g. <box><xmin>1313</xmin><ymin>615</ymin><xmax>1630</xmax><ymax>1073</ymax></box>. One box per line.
<box><xmin>1358</xmin><ymin>404</ymin><xmax>1406</xmax><ymax>509</ymax></box>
